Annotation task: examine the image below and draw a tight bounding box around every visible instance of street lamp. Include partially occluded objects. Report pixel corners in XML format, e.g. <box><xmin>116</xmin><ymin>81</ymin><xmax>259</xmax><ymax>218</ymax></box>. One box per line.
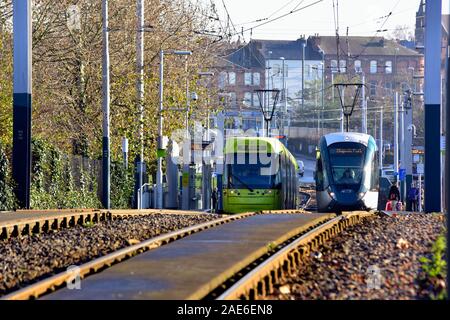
<box><xmin>356</xmin><ymin>69</ymin><xmax>367</xmax><ymax>134</ymax></box>
<box><xmin>300</xmin><ymin>39</ymin><xmax>306</xmax><ymax>110</ymax></box>
<box><xmin>196</xmin><ymin>71</ymin><xmax>215</xmax><ymax>212</ymax></box>
<box><xmin>156</xmin><ymin>49</ymin><xmax>192</xmax><ymax>210</ymax></box>
<box><xmin>320</xmin><ymin>49</ymin><xmax>325</xmax><ymax>135</ymax></box>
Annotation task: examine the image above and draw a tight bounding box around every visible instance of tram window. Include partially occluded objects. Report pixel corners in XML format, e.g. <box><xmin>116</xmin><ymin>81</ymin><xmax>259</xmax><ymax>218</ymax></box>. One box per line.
<box><xmin>370</xmin><ymin>149</ymin><xmax>379</xmax><ymax>191</ymax></box>
<box><xmin>328</xmin><ymin>143</ymin><xmax>366</xmax><ymax>185</ymax></box>
<box><xmin>226</xmin><ymin>153</ymin><xmax>281</xmax><ymax>190</ymax></box>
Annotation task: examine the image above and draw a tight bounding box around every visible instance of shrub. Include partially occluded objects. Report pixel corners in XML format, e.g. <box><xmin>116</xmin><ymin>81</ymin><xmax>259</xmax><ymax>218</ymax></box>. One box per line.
<box><xmin>0</xmin><ymin>143</ymin><xmax>15</xmax><ymax>210</ymax></box>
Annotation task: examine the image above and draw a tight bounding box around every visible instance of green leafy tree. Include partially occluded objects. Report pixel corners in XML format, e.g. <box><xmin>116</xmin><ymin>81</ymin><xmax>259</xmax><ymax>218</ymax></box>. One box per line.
<box><xmin>110</xmin><ymin>161</ymin><xmax>133</xmax><ymax>209</ymax></box>
<box><xmin>0</xmin><ymin>143</ymin><xmax>15</xmax><ymax>210</ymax></box>
<box><xmin>0</xmin><ymin>27</ymin><xmax>13</xmax><ymax>147</ymax></box>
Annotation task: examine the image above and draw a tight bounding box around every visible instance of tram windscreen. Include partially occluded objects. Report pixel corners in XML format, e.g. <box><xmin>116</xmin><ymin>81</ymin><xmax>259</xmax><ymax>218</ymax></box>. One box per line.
<box><xmin>328</xmin><ymin>143</ymin><xmax>366</xmax><ymax>186</ymax></box>
<box><xmin>226</xmin><ymin>154</ymin><xmax>279</xmax><ymax>190</ymax></box>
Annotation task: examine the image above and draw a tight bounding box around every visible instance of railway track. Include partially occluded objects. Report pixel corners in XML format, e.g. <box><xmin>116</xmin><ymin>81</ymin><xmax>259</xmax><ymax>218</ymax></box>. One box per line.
<box><xmin>1</xmin><ymin>211</ymin><xmax>255</xmax><ymax>300</ymax></box>
<box><xmin>2</xmin><ymin>210</ymin><xmax>373</xmax><ymax>300</ymax></box>
<box><xmin>0</xmin><ymin>209</ymin><xmax>208</xmax><ymax>240</ymax></box>
<box><xmin>215</xmin><ymin>212</ymin><xmax>371</xmax><ymax>299</ymax></box>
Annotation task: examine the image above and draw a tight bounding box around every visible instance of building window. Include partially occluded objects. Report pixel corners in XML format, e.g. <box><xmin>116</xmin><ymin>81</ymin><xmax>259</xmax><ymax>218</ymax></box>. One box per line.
<box><xmin>244</xmin><ymin>72</ymin><xmax>252</xmax><ymax>85</ymax></box>
<box><xmin>339</xmin><ymin>60</ymin><xmax>346</xmax><ymax>73</ymax></box>
<box><xmin>253</xmin><ymin>72</ymin><xmax>260</xmax><ymax>86</ymax></box>
<box><xmin>272</xmin><ymin>64</ymin><xmax>281</xmax><ymax>76</ymax></box>
<box><xmin>218</xmin><ymin>71</ymin><xmax>227</xmax><ymax>88</ymax></box>
<box><xmin>331</xmin><ymin>60</ymin><xmax>338</xmax><ymax>73</ymax></box>
<box><xmin>370</xmin><ymin>60</ymin><xmax>377</xmax><ymax>74</ymax></box>
<box><xmin>252</xmin><ymin>93</ymin><xmax>260</xmax><ymax>107</ymax></box>
<box><xmin>385</xmin><ymin>82</ymin><xmax>392</xmax><ymax>92</ymax></box>
<box><xmin>278</xmin><ymin>64</ymin><xmax>288</xmax><ymax>77</ymax></box>
<box><xmin>228</xmin><ymin>72</ymin><xmax>236</xmax><ymax>85</ymax></box>
<box><xmin>385</xmin><ymin>61</ymin><xmax>392</xmax><ymax>74</ymax></box>
<box><xmin>354</xmin><ymin>60</ymin><xmax>362</xmax><ymax>73</ymax></box>
<box><xmin>370</xmin><ymin>81</ymin><xmax>377</xmax><ymax>96</ymax></box>
<box><xmin>244</xmin><ymin>92</ymin><xmax>252</xmax><ymax>106</ymax></box>
<box><xmin>304</xmin><ymin>65</ymin><xmax>311</xmax><ymax>78</ymax></box>
<box><xmin>229</xmin><ymin>92</ymin><xmax>237</xmax><ymax>107</ymax></box>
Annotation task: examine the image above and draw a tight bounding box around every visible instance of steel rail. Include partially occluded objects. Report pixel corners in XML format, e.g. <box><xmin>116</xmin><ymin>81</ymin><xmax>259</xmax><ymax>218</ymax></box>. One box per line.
<box><xmin>217</xmin><ymin>211</ymin><xmax>374</xmax><ymax>300</ymax></box>
<box><xmin>2</xmin><ymin>212</ymin><xmax>256</xmax><ymax>300</ymax></box>
<box><xmin>0</xmin><ymin>210</ymin><xmax>111</xmax><ymax>240</ymax></box>
<box><xmin>0</xmin><ymin>209</ymin><xmax>211</xmax><ymax>240</ymax></box>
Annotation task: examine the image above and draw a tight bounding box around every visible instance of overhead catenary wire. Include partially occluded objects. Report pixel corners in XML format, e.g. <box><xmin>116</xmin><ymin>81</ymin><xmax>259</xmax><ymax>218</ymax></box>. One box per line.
<box><xmin>221</xmin><ymin>0</ymin><xmax>239</xmax><ymax>38</ymax></box>
<box><xmin>234</xmin><ymin>0</ymin><xmax>300</xmax><ymax>27</ymax></box>
<box><xmin>349</xmin><ymin>0</ymin><xmax>402</xmax><ymax>60</ymax></box>
<box><xmin>227</xmin><ymin>0</ymin><xmax>324</xmax><ymax>38</ymax></box>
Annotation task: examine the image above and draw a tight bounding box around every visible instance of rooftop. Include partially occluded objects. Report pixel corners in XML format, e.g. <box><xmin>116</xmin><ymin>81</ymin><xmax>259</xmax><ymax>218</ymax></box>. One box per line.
<box><xmin>314</xmin><ymin>36</ymin><xmax>422</xmax><ymax>57</ymax></box>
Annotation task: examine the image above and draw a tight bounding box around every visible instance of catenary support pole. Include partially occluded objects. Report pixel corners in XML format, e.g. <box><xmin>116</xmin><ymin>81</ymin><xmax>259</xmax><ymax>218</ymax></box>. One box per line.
<box><xmin>182</xmin><ymin>58</ymin><xmax>190</xmax><ymax>210</ymax></box>
<box><xmin>404</xmin><ymin>96</ymin><xmax>414</xmax><ymax>211</ymax></box>
<box><xmin>380</xmin><ymin>106</ymin><xmax>383</xmax><ymax>171</ymax></box>
<box><xmin>400</xmin><ymin>92</ymin><xmax>406</xmax><ymax>202</ymax></box>
<box><xmin>101</xmin><ymin>0</ymin><xmax>111</xmax><ymax>209</ymax></box>
<box><xmin>394</xmin><ymin>92</ymin><xmax>399</xmax><ymax>185</ymax></box>
<box><xmin>156</xmin><ymin>50</ymin><xmax>164</xmax><ymax>209</ymax></box>
<box><xmin>362</xmin><ymin>74</ymin><xmax>367</xmax><ymax>134</ymax></box>
<box><xmin>136</xmin><ymin>0</ymin><xmax>145</xmax><ymax>209</ymax></box>
<box><xmin>321</xmin><ymin>57</ymin><xmax>325</xmax><ymax>136</ymax></box>
<box><xmin>302</xmin><ymin>41</ymin><xmax>305</xmax><ymax>110</ymax></box>
<box><xmin>12</xmin><ymin>0</ymin><xmax>32</xmax><ymax>209</ymax></box>
<box><xmin>424</xmin><ymin>0</ymin><xmax>442</xmax><ymax>212</ymax></box>
<box><xmin>445</xmin><ymin>3</ymin><xmax>450</xmax><ymax>300</ymax></box>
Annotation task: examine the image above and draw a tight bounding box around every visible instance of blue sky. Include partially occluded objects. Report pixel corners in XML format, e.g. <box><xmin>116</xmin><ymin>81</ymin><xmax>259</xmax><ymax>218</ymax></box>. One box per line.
<box><xmin>208</xmin><ymin>0</ymin><xmax>450</xmax><ymax>41</ymax></box>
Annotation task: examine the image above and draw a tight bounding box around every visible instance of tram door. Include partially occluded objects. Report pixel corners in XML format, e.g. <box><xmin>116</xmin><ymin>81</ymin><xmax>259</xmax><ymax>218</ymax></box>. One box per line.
<box><xmin>315</xmin><ymin>150</ymin><xmax>324</xmax><ymax>192</ymax></box>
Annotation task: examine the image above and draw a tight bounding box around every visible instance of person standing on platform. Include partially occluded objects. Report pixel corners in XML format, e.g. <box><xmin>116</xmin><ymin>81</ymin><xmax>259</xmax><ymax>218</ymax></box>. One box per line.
<box><xmin>408</xmin><ymin>183</ymin><xmax>419</xmax><ymax>212</ymax></box>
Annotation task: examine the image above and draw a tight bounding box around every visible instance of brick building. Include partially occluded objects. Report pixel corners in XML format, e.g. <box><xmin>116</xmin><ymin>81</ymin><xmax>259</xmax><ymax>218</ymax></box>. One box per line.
<box><xmin>310</xmin><ymin>35</ymin><xmax>423</xmax><ymax>99</ymax></box>
<box><xmin>216</xmin><ymin>36</ymin><xmax>422</xmax><ymax>133</ymax></box>
<box><xmin>215</xmin><ymin>42</ymin><xmax>266</xmax><ymax>130</ymax></box>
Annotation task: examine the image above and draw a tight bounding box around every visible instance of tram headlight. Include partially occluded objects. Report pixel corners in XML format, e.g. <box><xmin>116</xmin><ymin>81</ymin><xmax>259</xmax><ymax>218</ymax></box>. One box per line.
<box><xmin>266</xmin><ymin>190</ymin><xmax>273</xmax><ymax>194</ymax></box>
<box><xmin>327</xmin><ymin>187</ymin><xmax>336</xmax><ymax>200</ymax></box>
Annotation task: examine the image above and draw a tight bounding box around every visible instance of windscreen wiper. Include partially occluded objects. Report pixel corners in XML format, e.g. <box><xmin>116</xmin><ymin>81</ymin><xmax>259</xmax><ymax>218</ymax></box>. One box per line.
<box><xmin>231</xmin><ymin>174</ymin><xmax>254</xmax><ymax>192</ymax></box>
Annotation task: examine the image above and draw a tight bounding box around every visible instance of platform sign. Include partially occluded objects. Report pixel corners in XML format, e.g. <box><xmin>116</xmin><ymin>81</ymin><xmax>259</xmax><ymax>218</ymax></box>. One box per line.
<box><xmin>417</xmin><ymin>163</ymin><xmax>424</xmax><ymax>175</ymax></box>
<box><xmin>399</xmin><ymin>168</ymin><xmax>406</xmax><ymax>181</ymax></box>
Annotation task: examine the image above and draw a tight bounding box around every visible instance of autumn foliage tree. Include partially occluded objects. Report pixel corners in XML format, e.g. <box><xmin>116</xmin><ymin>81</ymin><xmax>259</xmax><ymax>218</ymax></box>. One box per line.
<box><xmin>0</xmin><ymin>0</ymin><xmax>225</xmax><ymax>208</ymax></box>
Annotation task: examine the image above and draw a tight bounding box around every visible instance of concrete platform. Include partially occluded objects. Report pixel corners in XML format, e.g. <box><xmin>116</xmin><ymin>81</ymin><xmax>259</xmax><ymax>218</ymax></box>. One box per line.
<box><xmin>42</xmin><ymin>213</ymin><xmax>333</xmax><ymax>300</ymax></box>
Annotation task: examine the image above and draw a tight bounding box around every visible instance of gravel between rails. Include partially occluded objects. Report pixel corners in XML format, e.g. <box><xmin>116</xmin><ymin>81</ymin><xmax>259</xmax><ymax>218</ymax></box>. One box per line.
<box><xmin>267</xmin><ymin>214</ymin><xmax>446</xmax><ymax>300</ymax></box>
<box><xmin>0</xmin><ymin>213</ymin><xmax>223</xmax><ymax>296</ymax></box>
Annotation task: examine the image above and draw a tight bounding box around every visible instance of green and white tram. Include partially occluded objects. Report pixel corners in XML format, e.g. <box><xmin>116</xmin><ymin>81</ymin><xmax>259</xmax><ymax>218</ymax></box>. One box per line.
<box><xmin>223</xmin><ymin>137</ymin><xmax>299</xmax><ymax>214</ymax></box>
